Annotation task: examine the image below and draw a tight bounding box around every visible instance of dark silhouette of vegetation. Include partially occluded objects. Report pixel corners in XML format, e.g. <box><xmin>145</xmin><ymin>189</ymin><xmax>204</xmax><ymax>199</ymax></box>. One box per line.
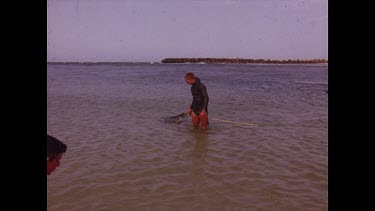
<box><xmin>47</xmin><ymin>58</ymin><xmax>328</xmax><ymax>65</ymax></box>
<box><xmin>161</xmin><ymin>58</ymin><xmax>328</xmax><ymax>64</ymax></box>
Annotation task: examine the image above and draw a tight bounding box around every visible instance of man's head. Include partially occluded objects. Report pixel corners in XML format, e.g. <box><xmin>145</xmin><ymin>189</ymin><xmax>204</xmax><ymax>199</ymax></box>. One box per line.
<box><xmin>184</xmin><ymin>72</ymin><xmax>196</xmax><ymax>85</ymax></box>
<box><xmin>47</xmin><ymin>134</ymin><xmax>67</xmax><ymax>175</ymax></box>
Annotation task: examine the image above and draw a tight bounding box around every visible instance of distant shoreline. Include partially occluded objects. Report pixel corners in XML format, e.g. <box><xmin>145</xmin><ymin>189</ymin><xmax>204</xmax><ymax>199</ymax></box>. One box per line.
<box><xmin>47</xmin><ymin>58</ymin><xmax>328</xmax><ymax>65</ymax></box>
<box><xmin>161</xmin><ymin>58</ymin><xmax>328</xmax><ymax>64</ymax></box>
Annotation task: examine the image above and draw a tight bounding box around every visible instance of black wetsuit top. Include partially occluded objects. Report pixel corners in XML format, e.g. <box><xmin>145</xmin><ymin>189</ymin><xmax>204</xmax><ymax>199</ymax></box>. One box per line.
<box><xmin>190</xmin><ymin>77</ymin><xmax>209</xmax><ymax>115</ymax></box>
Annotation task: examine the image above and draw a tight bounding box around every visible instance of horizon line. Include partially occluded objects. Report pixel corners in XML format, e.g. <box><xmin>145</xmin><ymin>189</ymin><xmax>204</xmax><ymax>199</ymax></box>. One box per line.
<box><xmin>47</xmin><ymin>57</ymin><xmax>328</xmax><ymax>63</ymax></box>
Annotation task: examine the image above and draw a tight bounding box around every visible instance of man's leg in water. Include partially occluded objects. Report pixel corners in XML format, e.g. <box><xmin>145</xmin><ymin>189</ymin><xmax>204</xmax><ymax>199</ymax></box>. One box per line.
<box><xmin>191</xmin><ymin>112</ymin><xmax>200</xmax><ymax>128</ymax></box>
<box><xmin>199</xmin><ymin>112</ymin><xmax>209</xmax><ymax>130</ymax></box>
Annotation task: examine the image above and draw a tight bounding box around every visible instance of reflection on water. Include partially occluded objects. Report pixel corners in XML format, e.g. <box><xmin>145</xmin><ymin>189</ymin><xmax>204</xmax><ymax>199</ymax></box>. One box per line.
<box><xmin>191</xmin><ymin>131</ymin><xmax>208</xmax><ymax>174</ymax></box>
<box><xmin>48</xmin><ymin>63</ymin><xmax>327</xmax><ymax>210</ymax></box>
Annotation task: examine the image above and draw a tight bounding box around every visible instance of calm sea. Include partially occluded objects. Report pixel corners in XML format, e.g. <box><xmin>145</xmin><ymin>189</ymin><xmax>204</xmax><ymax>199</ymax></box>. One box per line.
<box><xmin>47</xmin><ymin>63</ymin><xmax>328</xmax><ymax>210</ymax></box>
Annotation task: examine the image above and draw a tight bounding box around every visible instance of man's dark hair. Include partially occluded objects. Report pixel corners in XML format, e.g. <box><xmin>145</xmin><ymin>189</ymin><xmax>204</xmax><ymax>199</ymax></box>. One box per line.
<box><xmin>184</xmin><ymin>72</ymin><xmax>195</xmax><ymax>79</ymax></box>
<box><xmin>47</xmin><ymin>134</ymin><xmax>67</xmax><ymax>160</ymax></box>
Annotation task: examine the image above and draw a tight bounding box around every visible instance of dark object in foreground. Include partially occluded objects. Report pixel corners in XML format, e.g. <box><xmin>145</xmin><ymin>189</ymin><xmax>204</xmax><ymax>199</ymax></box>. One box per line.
<box><xmin>47</xmin><ymin>134</ymin><xmax>67</xmax><ymax>176</ymax></box>
<box><xmin>164</xmin><ymin>112</ymin><xmax>189</xmax><ymax>124</ymax></box>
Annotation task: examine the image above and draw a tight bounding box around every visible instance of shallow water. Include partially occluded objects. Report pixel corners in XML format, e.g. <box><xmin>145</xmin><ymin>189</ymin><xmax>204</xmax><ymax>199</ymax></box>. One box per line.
<box><xmin>47</xmin><ymin>63</ymin><xmax>328</xmax><ymax>210</ymax></box>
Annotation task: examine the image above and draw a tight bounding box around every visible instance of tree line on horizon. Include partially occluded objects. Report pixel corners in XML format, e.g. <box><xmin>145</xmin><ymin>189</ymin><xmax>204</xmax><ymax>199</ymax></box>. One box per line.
<box><xmin>161</xmin><ymin>58</ymin><xmax>328</xmax><ymax>64</ymax></box>
<box><xmin>47</xmin><ymin>57</ymin><xmax>328</xmax><ymax>64</ymax></box>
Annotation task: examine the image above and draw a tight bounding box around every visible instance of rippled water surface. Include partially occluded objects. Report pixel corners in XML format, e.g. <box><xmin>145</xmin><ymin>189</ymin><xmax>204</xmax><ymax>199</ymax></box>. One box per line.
<box><xmin>47</xmin><ymin>63</ymin><xmax>328</xmax><ymax>210</ymax></box>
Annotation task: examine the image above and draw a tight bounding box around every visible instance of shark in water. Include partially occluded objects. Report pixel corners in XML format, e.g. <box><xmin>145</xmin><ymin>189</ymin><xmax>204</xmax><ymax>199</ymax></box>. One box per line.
<box><xmin>164</xmin><ymin>112</ymin><xmax>189</xmax><ymax>124</ymax></box>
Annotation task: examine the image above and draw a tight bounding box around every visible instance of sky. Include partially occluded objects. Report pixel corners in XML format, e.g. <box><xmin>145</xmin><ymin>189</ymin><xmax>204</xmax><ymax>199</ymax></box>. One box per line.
<box><xmin>47</xmin><ymin>0</ymin><xmax>328</xmax><ymax>62</ymax></box>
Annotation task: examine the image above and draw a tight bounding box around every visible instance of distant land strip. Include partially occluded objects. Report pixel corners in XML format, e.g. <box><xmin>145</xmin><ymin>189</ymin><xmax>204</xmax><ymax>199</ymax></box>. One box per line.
<box><xmin>161</xmin><ymin>58</ymin><xmax>328</xmax><ymax>64</ymax></box>
<box><xmin>47</xmin><ymin>58</ymin><xmax>328</xmax><ymax>65</ymax></box>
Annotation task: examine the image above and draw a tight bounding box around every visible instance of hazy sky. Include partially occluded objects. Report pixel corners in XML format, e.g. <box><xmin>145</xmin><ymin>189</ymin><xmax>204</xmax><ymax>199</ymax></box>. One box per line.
<box><xmin>47</xmin><ymin>0</ymin><xmax>328</xmax><ymax>62</ymax></box>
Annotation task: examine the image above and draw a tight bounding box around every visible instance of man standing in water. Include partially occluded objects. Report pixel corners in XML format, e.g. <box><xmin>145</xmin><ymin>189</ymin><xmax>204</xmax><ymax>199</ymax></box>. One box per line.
<box><xmin>47</xmin><ymin>134</ymin><xmax>67</xmax><ymax>176</ymax></box>
<box><xmin>184</xmin><ymin>72</ymin><xmax>209</xmax><ymax>130</ymax></box>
